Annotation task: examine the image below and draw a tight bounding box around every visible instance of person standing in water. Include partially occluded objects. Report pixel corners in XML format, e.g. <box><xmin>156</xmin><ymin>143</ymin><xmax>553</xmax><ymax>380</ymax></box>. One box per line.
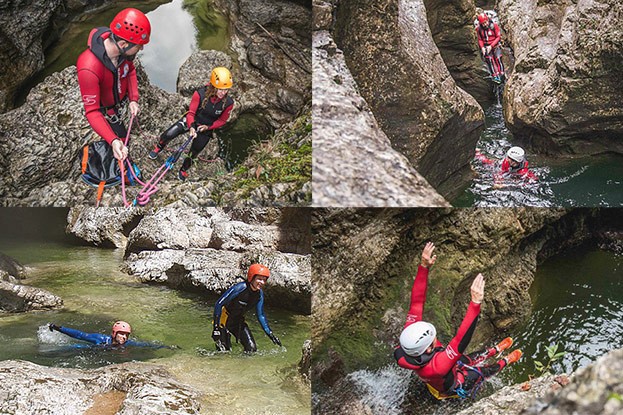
<box><xmin>212</xmin><ymin>264</ymin><xmax>282</xmax><ymax>352</ymax></box>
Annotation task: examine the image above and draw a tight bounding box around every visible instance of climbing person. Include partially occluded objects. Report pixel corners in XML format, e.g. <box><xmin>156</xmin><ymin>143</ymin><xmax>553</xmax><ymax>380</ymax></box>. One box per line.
<box><xmin>212</xmin><ymin>263</ymin><xmax>282</xmax><ymax>353</ymax></box>
<box><xmin>77</xmin><ymin>8</ymin><xmax>151</xmax><ymax>161</ymax></box>
<box><xmin>48</xmin><ymin>321</ymin><xmax>166</xmax><ymax>348</ymax></box>
<box><xmin>475</xmin><ymin>12</ymin><xmax>505</xmax><ymax>83</ymax></box>
<box><xmin>148</xmin><ymin>67</ymin><xmax>235</xmax><ymax>181</ymax></box>
<box><xmin>475</xmin><ymin>146</ymin><xmax>538</xmax><ymax>183</ymax></box>
<box><xmin>393</xmin><ymin>242</ymin><xmax>522</xmax><ymax>399</ymax></box>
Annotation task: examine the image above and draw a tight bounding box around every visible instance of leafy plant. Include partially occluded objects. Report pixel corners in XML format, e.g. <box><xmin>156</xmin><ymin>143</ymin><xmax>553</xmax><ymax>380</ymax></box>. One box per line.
<box><xmin>534</xmin><ymin>343</ymin><xmax>566</xmax><ymax>375</ymax></box>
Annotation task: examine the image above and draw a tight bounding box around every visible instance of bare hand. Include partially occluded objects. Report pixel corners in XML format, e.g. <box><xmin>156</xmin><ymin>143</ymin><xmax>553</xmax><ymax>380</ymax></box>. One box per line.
<box><xmin>481</xmin><ymin>47</ymin><xmax>486</xmax><ymax>55</ymax></box>
<box><xmin>111</xmin><ymin>139</ymin><xmax>128</xmax><ymax>161</ymax></box>
<box><xmin>470</xmin><ymin>273</ymin><xmax>485</xmax><ymax>304</ymax></box>
<box><xmin>421</xmin><ymin>242</ymin><xmax>437</xmax><ymax>268</ymax></box>
<box><xmin>189</xmin><ymin>127</ymin><xmax>197</xmax><ymax>139</ymax></box>
<box><xmin>197</xmin><ymin>125</ymin><xmax>209</xmax><ymax>133</ymax></box>
<box><xmin>129</xmin><ymin>101</ymin><xmax>140</xmax><ymax>117</ymax></box>
<box><xmin>486</xmin><ymin>46</ymin><xmax>492</xmax><ymax>54</ymax></box>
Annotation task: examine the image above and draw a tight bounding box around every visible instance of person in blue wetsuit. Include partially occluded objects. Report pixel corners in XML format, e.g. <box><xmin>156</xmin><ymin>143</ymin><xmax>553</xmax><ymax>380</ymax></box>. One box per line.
<box><xmin>212</xmin><ymin>263</ymin><xmax>282</xmax><ymax>352</ymax></box>
<box><xmin>48</xmin><ymin>320</ymin><xmax>165</xmax><ymax>348</ymax></box>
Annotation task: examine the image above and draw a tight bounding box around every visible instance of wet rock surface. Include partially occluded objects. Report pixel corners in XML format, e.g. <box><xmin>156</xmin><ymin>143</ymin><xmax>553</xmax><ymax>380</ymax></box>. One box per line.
<box><xmin>332</xmin><ymin>0</ymin><xmax>484</xmax><ymax>198</ymax></box>
<box><xmin>499</xmin><ymin>0</ymin><xmax>623</xmax><ymax>155</ymax></box>
<box><xmin>0</xmin><ymin>360</ymin><xmax>200</xmax><ymax>415</ymax></box>
<box><xmin>0</xmin><ymin>252</ymin><xmax>62</xmax><ymax>312</ymax></box>
<box><xmin>312</xmin><ymin>30</ymin><xmax>449</xmax><ymax>207</ymax></box>
<box><xmin>424</xmin><ymin>0</ymin><xmax>492</xmax><ymax>104</ymax></box>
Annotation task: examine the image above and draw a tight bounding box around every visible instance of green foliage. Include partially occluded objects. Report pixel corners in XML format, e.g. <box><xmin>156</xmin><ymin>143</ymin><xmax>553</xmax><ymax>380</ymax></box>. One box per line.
<box><xmin>533</xmin><ymin>343</ymin><xmax>566</xmax><ymax>376</ymax></box>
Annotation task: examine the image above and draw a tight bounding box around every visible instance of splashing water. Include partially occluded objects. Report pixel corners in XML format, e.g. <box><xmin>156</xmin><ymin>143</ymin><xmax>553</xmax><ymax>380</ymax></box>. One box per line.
<box><xmin>347</xmin><ymin>365</ymin><xmax>413</xmax><ymax>415</ymax></box>
<box><xmin>453</xmin><ymin>104</ymin><xmax>623</xmax><ymax>207</ymax></box>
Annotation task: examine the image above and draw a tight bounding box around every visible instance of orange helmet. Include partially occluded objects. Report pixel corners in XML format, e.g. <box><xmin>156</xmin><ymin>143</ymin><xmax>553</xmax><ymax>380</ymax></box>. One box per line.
<box><xmin>110</xmin><ymin>8</ymin><xmax>151</xmax><ymax>45</ymax></box>
<box><xmin>112</xmin><ymin>321</ymin><xmax>132</xmax><ymax>337</ymax></box>
<box><xmin>247</xmin><ymin>264</ymin><xmax>270</xmax><ymax>282</ymax></box>
<box><xmin>210</xmin><ymin>67</ymin><xmax>233</xmax><ymax>89</ymax></box>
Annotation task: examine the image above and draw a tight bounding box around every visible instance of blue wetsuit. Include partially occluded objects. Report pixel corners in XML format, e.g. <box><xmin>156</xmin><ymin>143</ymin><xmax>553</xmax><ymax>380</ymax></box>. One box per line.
<box><xmin>57</xmin><ymin>326</ymin><xmax>165</xmax><ymax>348</ymax></box>
<box><xmin>213</xmin><ymin>281</ymin><xmax>272</xmax><ymax>352</ymax></box>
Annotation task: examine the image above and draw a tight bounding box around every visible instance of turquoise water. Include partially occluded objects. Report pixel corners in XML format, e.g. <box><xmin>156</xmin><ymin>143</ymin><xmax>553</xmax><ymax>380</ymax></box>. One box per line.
<box><xmin>0</xmin><ymin>240</ymin><xmax>310</xmax><ymax>414</ymax></box>
<box><xmin>453</xmin><ymin>105</ymin><xmax>623</xmax><ymax>207</ymax></box>
<box><xmin>499</xmin><ymin>247</ymin><xmax>623</xmax><ymax>384</ymax></box>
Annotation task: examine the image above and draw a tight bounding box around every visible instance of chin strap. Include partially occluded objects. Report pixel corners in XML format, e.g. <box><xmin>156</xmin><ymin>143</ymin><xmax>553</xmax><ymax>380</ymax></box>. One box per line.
<box><xmin>111</xmin><ymin>35</ymin><xmax>136</xmax><ymax>62</ymax></box>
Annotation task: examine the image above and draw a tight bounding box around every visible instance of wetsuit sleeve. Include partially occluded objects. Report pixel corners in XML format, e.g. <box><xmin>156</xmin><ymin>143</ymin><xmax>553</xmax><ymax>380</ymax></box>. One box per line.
<box><xmin>185</xmin><ymin>91</ymin><xmax>201</xmax><ymax>128</ymax></box>
<box><xmin>76</xmin><ymin>58</ymin><xmax>118</xmax><ymax>145</ymax></box>
<box><xmin>490</xmin><ymin>24</ymin><xmax>501</xmax><ymax>48</ymax></box>
<box><xmin>428</xmin><ymin>301</ymin><xmax>481</xmax><ymax>375</ymax></box>
<box><xmin>213</xmin><ymin>282</ymin><xmax>246</xmax><ymax>327</ymax></box>
<box><xmin>404</xmin><ymin>265</ymin><xmax>429</xmax><ymax>328</ymax></box>
<box><xmin>475</xmin><ymin>149</ymin><xmax>495</xmax><ymax>165</ymax></box>
<box><xmin>57</xmin><ymin>326</ymin><xmax>109</xmax><ymax>345</ymax></box>
<box><xmin>127</xmin><ymin>63</ymin><xmax>139</xmax><ymax>102</ymax></box>
<box><xmin>476</xmin><ymin>28</ymin><xmax>485</xmax><ymax>49</ymax></box>
<box><xmin>256</xmin><ymin>290</ymin><xmax>272</xmax><ymax>336</ymax></box>
<box><xmin>207</xmin><ymin>102</ymin><xmax>233</xmax><ymax>130</ymax></box>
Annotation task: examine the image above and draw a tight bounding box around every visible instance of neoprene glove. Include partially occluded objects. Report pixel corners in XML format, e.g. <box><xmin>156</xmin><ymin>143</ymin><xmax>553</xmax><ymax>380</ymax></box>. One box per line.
<box><xmin>212</xmin><ymin>326</ymin><xmax>222</xmax><ymax>342</ymax></box>
<box><xmin>268</xmin><ymin>332</ymin><xmax>282</xmax><ymax>346</ymax></box>
<box><xmin>49</xmin><ymin>323</ymin><xmax>60</xmax><ymax>332</ymax></box>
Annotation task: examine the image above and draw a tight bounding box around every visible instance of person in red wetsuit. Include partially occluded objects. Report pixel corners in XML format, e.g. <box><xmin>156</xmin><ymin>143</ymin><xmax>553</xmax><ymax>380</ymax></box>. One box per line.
<box><xmin>394</xmin><ymin>242</ymin><xmax>522</xmax><ymax>399</ymax></box>
<box><xmin>476</xmin><ymin>13</ymin><xmax>505</xmax><ymax>83</ymax></box>
<box><xmin>475</xmin><ymin>146</ymin><xmax>538</xmax><ymax>184</ymax></box>
<box><xmin>77</xmin><ymin>8</ymin><xmax>151</xmax><ymax>161</ymax></box>
<box><xmin>148</xmin><ymin>67</ymin><xmax>235</xmax><ymax>181</ymax></box>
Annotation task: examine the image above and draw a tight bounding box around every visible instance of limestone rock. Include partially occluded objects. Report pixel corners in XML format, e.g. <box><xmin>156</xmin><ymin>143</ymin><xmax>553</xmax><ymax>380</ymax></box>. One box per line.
<box><xmin>0</xmin><ymin>280</ymin><xmax>63</xmax><ymax>312</ymax></box>
<box><xmin>499</xmin><ymin>0</ymin><xmax>623</xmax><ymax>155</ymax></box>
<box><xmin>299</xmin><ymin>339</ymin><xmax>312</xmax><ymax>384</ymax></box>
<box><xmin>332</xmin><ymin>0</ymin><xmax>485</xmax><ymax>198</ymax></box>
<box><xmin>66</xmin><ymin>207</ymin><xmax>145</xmax><ymax>248</ymax></box>
<box><xmin>0</xmin><ymin>252</ymin><xmax>26</xmax><ymax>279</ymax></box>
<box><xmin>0</xmin><ymin>360</ymin><xmax>200</xmax><ymax>415</ymax></box>
<box><xmin>312</xmin><ymin>30</ymin><xmax>449</xmax><ymax>207</ymax></box>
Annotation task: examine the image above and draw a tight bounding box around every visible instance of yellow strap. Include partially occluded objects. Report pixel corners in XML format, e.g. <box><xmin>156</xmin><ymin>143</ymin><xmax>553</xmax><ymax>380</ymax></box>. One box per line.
<box><xmin>426</xmin><ymin>383</ymin><xmax>459</xmax><ymax>400</ymax></box>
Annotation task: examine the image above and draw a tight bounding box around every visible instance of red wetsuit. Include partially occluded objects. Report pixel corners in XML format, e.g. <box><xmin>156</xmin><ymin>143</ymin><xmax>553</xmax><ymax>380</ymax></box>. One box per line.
<box><xmin>77</xmin><ymin>27</ymin><xmax>139</xmax><ymax>145</ymax></box>
<box><xmin>475</xmin><ymin>150</ymin><xmax>537</xmax><ymax>181</ymax></box>
<box><xmin>394</xmin><ymin>265</ymin><xmax>481</xmax><ymax>394</ymax></box>
<box><xmin>476</xmin><ymin>22</ymin><xmax>504</xmax><ymax>77</ymax></box>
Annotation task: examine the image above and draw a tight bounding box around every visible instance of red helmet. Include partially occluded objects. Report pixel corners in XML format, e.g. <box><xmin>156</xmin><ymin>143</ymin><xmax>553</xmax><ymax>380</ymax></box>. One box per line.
<box><xmin>477</xmin><ymin>13</ymin><xmax>489</xmax><ymax>26</ymax></box>
<box><xmin>110</xmin><ymin>8</ymin><xmax>151</xmax><ymax>45</ymax></box>
<box><xmin>112</xmin><ymin>321</ymin><xmax>132</xmax><ymax>337</ymax></box>
<box><xmin>247</xmin><ymin>264</ymin><xmax>270</xmax><ymax>282</ymax></box>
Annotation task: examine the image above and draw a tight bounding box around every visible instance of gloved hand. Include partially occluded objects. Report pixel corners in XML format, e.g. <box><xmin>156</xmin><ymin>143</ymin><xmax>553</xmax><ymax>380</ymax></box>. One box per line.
<box><xmin>49</xmin><ymin>323</ymin><xmax>60</xmax><ymax>332</ymax></box>
<box><xmin>212</xmin><ymin>326</ymin><xmax>222</xmax><ymax>342</ymax></box>
<box><xmin>268</xmin><ymin>332</ymin><xmax>282</xmax><ymax>346</ymax></box>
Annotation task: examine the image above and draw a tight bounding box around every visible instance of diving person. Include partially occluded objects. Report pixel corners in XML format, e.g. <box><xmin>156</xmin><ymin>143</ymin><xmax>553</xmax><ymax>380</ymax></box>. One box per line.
<box><xmin>212</xmin><ymin>263</ymin><xmax>282</xmax><ymax>352</ymax></box>
<box><xmin>475</xmin><ymin>146</ymin><xmax>538</xmax><ymax>183</ymax></box>
<box><xmin>393</xmin><ymin>242</ymin><xmax>522</xmax><ymax>399</ymax></box>
<box><xmin>475</xmin><ymin>12</ymin><xmax>505</xmax><ymax>83</ymax></box>
<box><xmin>77</xmin><ymin>8</ymin><xmax>151</xmax><ymax>161</ymax></box>
<box><xmin>148</xmin><ymin>67</ymin><xmax>235</xmax><ymax>181</ymax></box>
<box><xmin>48</xmin><ymin>321</ymin><xmax>166</xmax><ymax>348</ymax></box>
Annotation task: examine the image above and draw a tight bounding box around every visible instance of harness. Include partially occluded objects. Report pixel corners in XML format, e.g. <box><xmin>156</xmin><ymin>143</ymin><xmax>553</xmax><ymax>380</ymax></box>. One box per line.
<box><xmin>452</xmin><ymin>360</ymin><xmax>486</xmax><ymax>399</ymax></box>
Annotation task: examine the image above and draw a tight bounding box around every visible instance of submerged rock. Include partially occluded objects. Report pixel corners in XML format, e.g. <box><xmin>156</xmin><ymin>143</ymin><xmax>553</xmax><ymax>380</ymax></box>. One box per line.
<box><xmin>499</xmin><ymin>0</ymin><xmax>623</xmax><ymax>155</ymax></box>
<box><xmin>0</xmin><ymin>252</ymin><xmax>26</xmax><ymax>279</ymax></box>
<box><xmin>0</xmin><ymin>360</ymin><xmax>200</xmax><ymax>415</ymax></box>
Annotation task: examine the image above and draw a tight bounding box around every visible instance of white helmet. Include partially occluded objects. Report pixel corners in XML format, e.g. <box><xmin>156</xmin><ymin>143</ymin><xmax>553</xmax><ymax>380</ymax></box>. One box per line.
<box><xmin>506</xmin><ymin>146</ymin><xmax>525</xmax><ymax>163</ymax></box>
<box><xmin>399</xmin><ymin>321</ymin><xmax>437</xmax><ymax>357</ymax></box>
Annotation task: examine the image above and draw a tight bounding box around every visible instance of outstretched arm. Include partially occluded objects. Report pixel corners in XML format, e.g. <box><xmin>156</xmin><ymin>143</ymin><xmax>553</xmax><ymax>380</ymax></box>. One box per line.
<box><xmin>50</xmin><ymin>324</ymin><xmax>109</xmax><ymax>345</ymax></box>
<box><xmin>405</xmin><ymin>242</ymin><xmax>436</xmax><ymax>328</ymax></box>
<box><xmin>429</xmin><ymin>274</ymin><xmax>485</xmax><ymax>374</ymax></box>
